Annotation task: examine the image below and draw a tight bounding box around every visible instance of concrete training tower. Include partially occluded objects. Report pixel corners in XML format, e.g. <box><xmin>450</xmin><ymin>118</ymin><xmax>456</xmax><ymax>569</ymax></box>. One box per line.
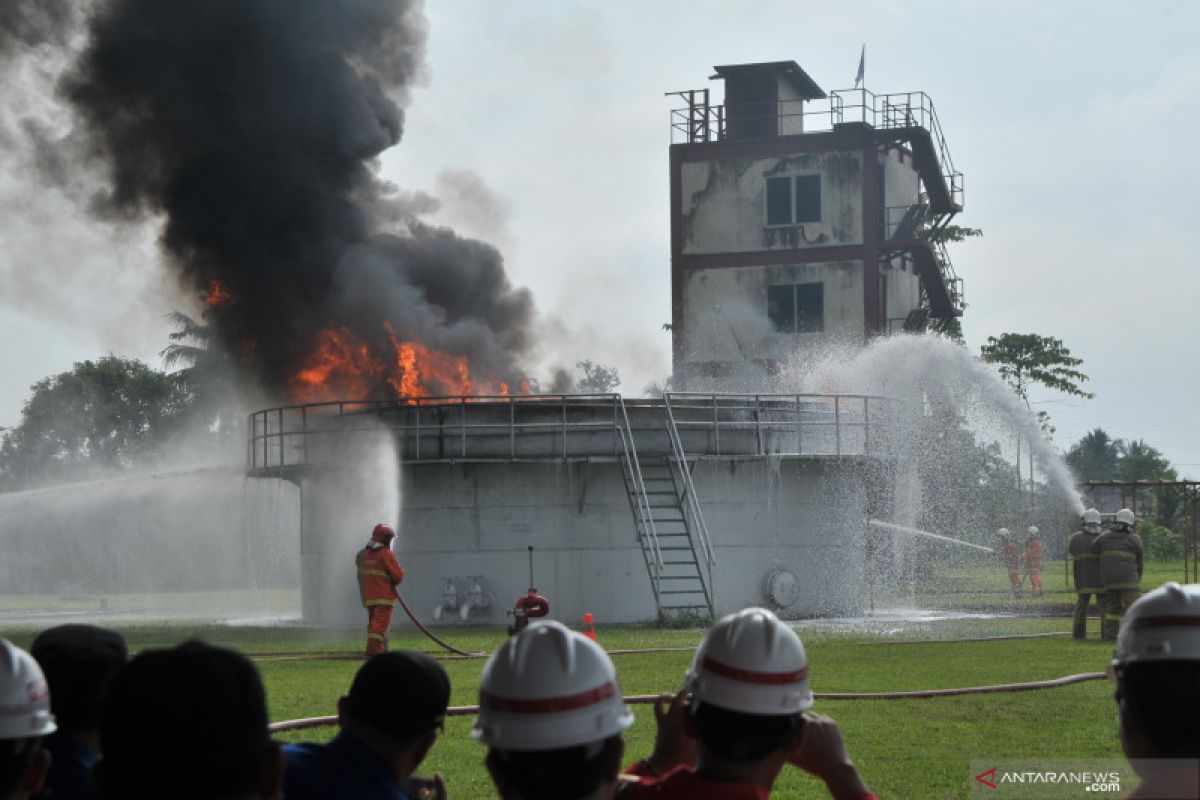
<box><xmin>668</xmin><ymin>61</ymin><xmax>965</xmax><ymax>389</ymax></box>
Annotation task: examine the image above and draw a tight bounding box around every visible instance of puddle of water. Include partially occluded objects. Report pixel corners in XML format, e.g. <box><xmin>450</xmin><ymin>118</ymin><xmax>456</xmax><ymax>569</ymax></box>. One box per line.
<box><xmin>791</xmin><ymin>606</ymin><xmax>1017</xmax><ymax>638</ymax></box>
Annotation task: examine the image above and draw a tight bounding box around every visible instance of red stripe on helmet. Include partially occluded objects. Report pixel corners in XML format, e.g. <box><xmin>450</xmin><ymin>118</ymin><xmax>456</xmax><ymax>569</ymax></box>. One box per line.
<box><xmin>702</xmin><ymin>657</ymin><xmax>808</xmax><ymax>685</ymax></box>
<box><xmin>1132</xmin><ymin>615</ymin><xmax>1200</xmax><ymax>630</ymax></box>
<box><xmin>480</xmin><ymin>681</ymin><xmax>618</xmax><ymax>714</ymax></box>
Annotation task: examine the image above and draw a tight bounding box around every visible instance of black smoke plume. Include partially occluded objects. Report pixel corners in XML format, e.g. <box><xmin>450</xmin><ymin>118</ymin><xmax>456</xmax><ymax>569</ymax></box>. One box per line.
<box><xmin>57</xmin><ymin>0</ymin><xmax>533</xmax><ymax>398</ymax></box>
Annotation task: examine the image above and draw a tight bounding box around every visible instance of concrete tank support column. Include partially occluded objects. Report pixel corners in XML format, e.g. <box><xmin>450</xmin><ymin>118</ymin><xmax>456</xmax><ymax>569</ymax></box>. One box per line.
<box><xmin>298</xmin><ymin>431</ymin><xmax>400</xmax><ymax>627</ymax></box>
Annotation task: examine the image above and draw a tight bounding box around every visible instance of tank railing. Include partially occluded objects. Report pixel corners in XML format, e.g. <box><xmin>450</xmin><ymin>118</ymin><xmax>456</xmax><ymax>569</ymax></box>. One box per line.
<box><xmin>246</xmin><ymin>392</ymin><xmax>898</xmax><ymax>472</ymax></box>
<box><xmin>662</xmin><ymin>396</ymin><xmax>716</xmax><ymax>597</ymax></box>
<box><xmin>670</xmin><ymin>88</ymin><xmax>963</xmax><ymax>209</ymax></box>
<box><xmin>663</xmin><ymin>392</ymin><xmax>890</xmax><ymax>459</ymax></box>
<box><xmin>247</xmin><ymin>394</ymin><xmax>642</xmax><ymax>471</ymax></box>
<box><xmin>615</xmin><ymin>396</ymin><xmax>663</xmax><ymax>600</ymax></box>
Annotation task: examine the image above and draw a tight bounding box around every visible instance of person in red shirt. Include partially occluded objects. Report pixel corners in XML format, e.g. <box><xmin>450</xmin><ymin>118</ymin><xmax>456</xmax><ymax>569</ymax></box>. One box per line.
<box><xmin>624</xmin><ymin>607</ymin><xmax>876</xmax><ymax>800</ymax></box>
<box><xmin>355</xmin><ymin>523</ymin><xmax>406</xmax><ymax>656</ymax></box>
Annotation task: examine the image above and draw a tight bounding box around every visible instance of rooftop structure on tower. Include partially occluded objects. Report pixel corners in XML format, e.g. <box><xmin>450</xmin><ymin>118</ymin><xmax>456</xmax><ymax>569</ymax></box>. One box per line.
<box><xmin>667</xmin><ymin>60</ymin><xmax>966</xmax><ymax>389</ymax></box>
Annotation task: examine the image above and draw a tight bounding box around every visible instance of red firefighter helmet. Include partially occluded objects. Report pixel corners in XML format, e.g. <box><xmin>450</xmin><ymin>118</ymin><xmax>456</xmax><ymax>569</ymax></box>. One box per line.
<box><xmin>371</xmin><ymin>523</ymin><xmax>396</xmax><ymax>543</ymax></box>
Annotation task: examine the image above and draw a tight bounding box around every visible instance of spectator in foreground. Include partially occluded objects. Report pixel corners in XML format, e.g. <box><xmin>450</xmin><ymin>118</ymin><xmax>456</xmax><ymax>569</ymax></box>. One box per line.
<box><xmin>473</xmin><ymin>620</ymin><xmax>633</xmax><ymax>800</ymax></box>
<box><xmin>30</xmin><ymin>624</ymin><xmax>128</xmax><ymax>800</ymax></box>
<box><xmin>625</xmin><ymin>607</ymin><xmax>876</xmax><ymax>799</ymax></box>
<box><xmin>284</xmin><ymin>650</ymin><xmax>451</xmax><ymax>800</ymax></box>
<box><xmin>1110</xmin><ymin>582</ymin><xmax>1200</xmax><ymax>799</ymax></box>
<box><xmin>0</xmin><ymin>640</ymin><xmax>55</xmax><ymax>800</ymax></box>
<box><xmin>93</xmin><ymin>640</ymin><xmax>283</xmax><ymax>800</ymax></box>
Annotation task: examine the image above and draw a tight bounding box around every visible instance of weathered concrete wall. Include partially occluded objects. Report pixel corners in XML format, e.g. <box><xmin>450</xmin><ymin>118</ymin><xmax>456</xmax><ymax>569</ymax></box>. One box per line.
<box><xmin>879</xmin><ymin>147</ymin><xmax>923</xmax><ymax>325</ymax></box>
<box><xmin>776</xmin><ymin>79</ymin><xmax>806</xmax><ymax>136</ymax></box>
<box><xmin>882</xmin><ymin>147</ymin><xmax>920</xmax><ymax>211</ymax></box>
<box><xmin>880</xmin><ymin>147</ymin><xmax>923</xmax><ymax>325</ymax></box>
<box><xmin>680</xmin><ymin>151</ymin><xmax>863</xmax><ymax>254</ymax></box>
<box><xmin>396</xmin><ymin>461</ymin><xmax>655</xmax><ymax>625</ymax></box>
<box><xmin>377</xmin><ymin>457</ymin><xmax>871</xmax><ymax>626</ymax></box>
<box><xmin>680</xmin><ymin>260</ymin><xmax>865</xmax><ymax>370</ymax></box>
<box><xmin>883</xmin><ymin>265</ymin><xmax>921</xmax><ymax>328</ymax></box>
<box><xmin>693</xmin><ymin>457</ymin><xmax>869</xmax><ymax>616</ymax></box>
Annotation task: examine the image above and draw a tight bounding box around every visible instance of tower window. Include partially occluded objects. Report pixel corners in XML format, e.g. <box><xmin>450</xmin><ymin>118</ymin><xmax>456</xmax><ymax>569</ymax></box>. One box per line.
<box><xmin>766</xmin><ymin>177</ymin><xmax>792</xmax><ymax>225</ymax></box>
<box><xmin>794</xmin><ymin>175</ymin><xmax>821</xmax><ymax>223</ymax></box>
<box><xmin>765</xmin><ymin>175</ymin><xmax>821</xmax><ymax>225</ymax></box>
<box><xmin>768</xmin><ymin>283</ymin><xmax>824</xmax><ymax>333</ymax></box>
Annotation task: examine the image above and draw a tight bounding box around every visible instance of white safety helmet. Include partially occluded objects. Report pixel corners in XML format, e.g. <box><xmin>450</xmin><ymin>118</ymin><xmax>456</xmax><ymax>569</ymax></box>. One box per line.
<box><xmin>1113</xmin><ymin>582</ymin><xmax>1200</xmax><ymax>667</ymax></box>
<box><xmin>686</xmin><ymin>607</ymin><xmax>812</xmax><ymax>716</ymax></box>
<box><xmin>1082</xmin><ymin>508</ymin><xmax>1102</xmax><ymax>530</ymax></box>
<box><xmin>473</xmin><ymin>620</ymin><xmax>633</xmax><ymax>751</ymax></box>
<box><xmin>997</xmin><ymin>528</ymin><xmax>1011</xmax><ymax>539</ymax></box>
<box><xmin>1115</xmin><ymin>508</ymin><xmax>1136</xmax><ymax>529</ymax></box>
<box><xmin>1026</xmin><ymin>526</ymin><xmax>1040</xmax><ymax>538</ymax></box>
<box><xmin>0</xmin><ymin>639</ymin><xmax>56</xmax><ymax>739</ymax></box>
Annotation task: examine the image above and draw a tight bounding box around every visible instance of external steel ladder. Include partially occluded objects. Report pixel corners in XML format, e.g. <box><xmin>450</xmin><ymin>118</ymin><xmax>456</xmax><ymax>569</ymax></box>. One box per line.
<box><xmin>615</xmin><ymin>397</ymin><xmax>715</xmax><ymax>622</ymax></box>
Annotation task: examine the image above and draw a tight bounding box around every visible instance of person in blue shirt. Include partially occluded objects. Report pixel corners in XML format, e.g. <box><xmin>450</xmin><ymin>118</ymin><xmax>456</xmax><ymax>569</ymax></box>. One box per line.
<box><xmin>93</xmin><ymin>640</ymin><xmax>284</xmax><ymax>800</ymax></box>
<box><xmin>30</xmin><ymin>624</ymin><xmax>127</xmax><ymax>800</ymax></box>
<box><xmin>285</xmin><ymin>651</ymin><xmax>451</xmax><ymax>800</ymax></box>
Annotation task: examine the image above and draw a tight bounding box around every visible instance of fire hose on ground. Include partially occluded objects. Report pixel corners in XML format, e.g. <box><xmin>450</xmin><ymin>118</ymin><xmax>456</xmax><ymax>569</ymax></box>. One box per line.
<box><xmin>248</xmin><ymin>646</ymin><xmax>695</xmax><ymax>663</ymax></box>
<box><xmin>395</xmin><ymin>589</ymin><xmax>483</xmax><ymax>658</ymax></box>
<box><xmin>268</xmin><ymin>671</ymin><xmax>1107</xmax><ymax>733</ymax></box>
<box><xmin>247</xmin><ymin>635</ymin><xmax>1077</xmax><ymax>663</ymax></box>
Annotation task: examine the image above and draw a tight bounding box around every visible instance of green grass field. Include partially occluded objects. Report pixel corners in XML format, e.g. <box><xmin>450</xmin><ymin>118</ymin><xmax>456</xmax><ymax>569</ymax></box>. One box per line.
<box><xmin>2</xmin><ymin>562</ymin><xmax>1190</xmax><ymax>798</ymax></box>
<box><xmin>913</xmin><ymin>555</ymin><xmax>1193</xmax><ymax>611</ymax></box>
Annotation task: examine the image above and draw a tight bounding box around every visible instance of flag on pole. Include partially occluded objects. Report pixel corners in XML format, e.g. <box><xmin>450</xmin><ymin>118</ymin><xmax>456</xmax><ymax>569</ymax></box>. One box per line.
<box><xmin>854</xmin><ymin>44</ymin><xmax>865</xmax><ymax>89</ymax></box>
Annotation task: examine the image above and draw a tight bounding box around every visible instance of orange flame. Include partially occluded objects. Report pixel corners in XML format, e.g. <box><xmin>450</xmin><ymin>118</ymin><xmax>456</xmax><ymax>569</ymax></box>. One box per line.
<box><xmin>290</xmin><ymin>327</ymin><xmax>388</xmax><ymax>404</ymax></box>
<box><xmin>384</xmin><ymin>323</ymin><xmax>472</xmax><ymax>397</ymax></box>
<box><xmin>205</xmin><ymin>278</ymin><xmax>233</xmax><ymax>308</ymax></box>
<box><xmin>290</xmin><ymin>323</ymin><xmax>527</xmax><ymax>403</ymax></box>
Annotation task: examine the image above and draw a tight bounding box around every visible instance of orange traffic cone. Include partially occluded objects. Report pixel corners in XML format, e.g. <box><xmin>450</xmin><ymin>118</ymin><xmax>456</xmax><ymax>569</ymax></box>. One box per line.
<box><xmin>582</xmin><ymin>612</ymin><xmax>596</xmax><ymax>641</ymax></box>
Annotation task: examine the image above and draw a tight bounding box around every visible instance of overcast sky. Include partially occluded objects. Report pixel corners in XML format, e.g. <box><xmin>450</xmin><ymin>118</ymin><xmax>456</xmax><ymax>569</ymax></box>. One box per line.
<box><xmin>1</xmin><ymin>1</ymin><xmax>1197</xmax><ymax>479</ymax></box>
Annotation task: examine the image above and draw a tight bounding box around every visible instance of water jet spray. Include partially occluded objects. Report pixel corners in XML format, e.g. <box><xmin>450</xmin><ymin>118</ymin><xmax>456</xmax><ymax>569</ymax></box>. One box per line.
<box><xmin>868</xmin><ymin>519</ymin><xmax>994</xmax><ymax>553</ymax></box>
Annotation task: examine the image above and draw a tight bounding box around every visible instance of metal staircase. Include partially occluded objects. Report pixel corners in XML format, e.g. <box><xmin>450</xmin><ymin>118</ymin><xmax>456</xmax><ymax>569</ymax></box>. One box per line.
<box><xmin>615</xmin><ymin>398</ymin><xmax>715</xmax><ymax>621</ymax></box>
<box><xmin>882</xmin><ymin>193</ymin><xmax>966</xmax><ymax>318</ymax></box>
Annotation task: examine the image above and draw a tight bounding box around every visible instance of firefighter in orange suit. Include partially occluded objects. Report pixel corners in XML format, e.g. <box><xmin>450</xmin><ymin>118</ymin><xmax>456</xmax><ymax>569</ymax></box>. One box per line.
<box><xmin>356</xmin><ymin>523</ymin><xmax>405</xmax><ymax>655</ymax></box>
<box><xmin>1023</xmin><ymin>526</ymin><xmax>1043</xmax><ymax>598</ymax></box>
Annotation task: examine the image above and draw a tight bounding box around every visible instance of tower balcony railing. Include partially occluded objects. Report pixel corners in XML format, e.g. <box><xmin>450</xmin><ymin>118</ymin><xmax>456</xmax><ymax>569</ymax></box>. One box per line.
<box><xmin>669</xmin><ymin>87</ymin><xmax>964</xmax><ymax>210</ymax></box>
<box><xmin>884</xmin><ymin>198</ymin><xmax>932</xmax><ymax>241</ymax></box>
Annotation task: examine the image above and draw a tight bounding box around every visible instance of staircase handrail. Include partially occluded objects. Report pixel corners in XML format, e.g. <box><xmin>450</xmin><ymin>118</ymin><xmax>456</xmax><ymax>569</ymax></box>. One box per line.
<box><xmin>615</xmin><ymin>395</ymin><xmax>663</xmax><ymax>583</ymax></box>
<box><xmin>663</xmin><ymin>394</ymin><xmax>716</xmax><ymax>580</ymax></box>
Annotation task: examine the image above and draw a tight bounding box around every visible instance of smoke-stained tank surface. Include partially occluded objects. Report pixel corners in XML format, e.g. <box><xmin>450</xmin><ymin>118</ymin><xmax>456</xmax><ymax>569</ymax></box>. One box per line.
<box><xmin>248</xmin><ymin>392</ymin><xmax>906</xmax><ymax>625</ymax></box>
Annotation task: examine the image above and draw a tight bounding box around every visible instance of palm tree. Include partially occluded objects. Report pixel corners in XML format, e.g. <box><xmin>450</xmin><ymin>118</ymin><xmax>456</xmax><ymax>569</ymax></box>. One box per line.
<box><xmin>1066</xmin><ymin>428</ymin><xmax>1120</xmax><ymax>482</ymax></box>
<box><xmin>161</xmin><ymin>311</ymin><xmax>240</xmax><ymax>440</ymax></box>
